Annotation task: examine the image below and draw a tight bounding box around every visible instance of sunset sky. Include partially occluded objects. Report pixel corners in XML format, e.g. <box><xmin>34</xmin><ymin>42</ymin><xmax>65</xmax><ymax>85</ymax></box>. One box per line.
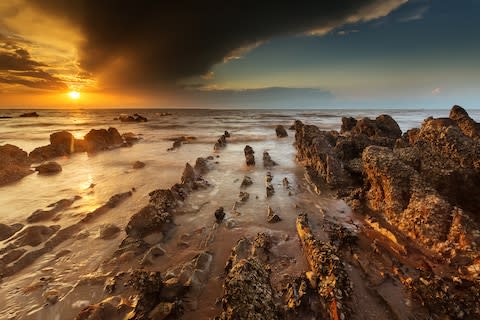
<box><xmin>0</xmin><ymin>0</ymin><xmax>479</xmax><ymax>109</ymax></box>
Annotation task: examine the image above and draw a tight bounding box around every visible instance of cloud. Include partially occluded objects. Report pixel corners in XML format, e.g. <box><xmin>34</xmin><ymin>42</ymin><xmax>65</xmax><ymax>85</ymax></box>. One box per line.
<box><xmin>432</xmin><ymin>87</ymin><xmax>441</xmax><ymax>95</ymax></box>
<box><xmin>26</xmin><ymin>0</ymin><xmax>406</xmax><ymax>90</ymax></box>
<box><xmin>398</xmin><ymin>4</ymin><xmax>429</xmax><ymax>22</ymax></box>
<box><xmin>0</xmin><ymin>35</ymin><xmax>67</xmax><ymax>90</ymax></box>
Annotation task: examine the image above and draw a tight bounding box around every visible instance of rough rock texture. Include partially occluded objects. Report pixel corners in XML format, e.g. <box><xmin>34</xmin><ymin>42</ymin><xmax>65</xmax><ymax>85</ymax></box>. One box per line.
<box><xmin>263</xmin><ymin>151</ymin><xmax>278</xmax><ymax>168</ymax></box>
<box><xmin>295</xmin><ymin>106</ymin><xmax>480</xmax><ymax>318</ymax></box>
<box><xmin>0</xmin><ymin>144</ymin><xmax>33</xmax><ymax>186</ymax></box>
<box><xmin>244</xmin><ymin>145</ymin><xmax>255</xmax><ymax>166</ymax></box>
<box><xmin>296</xmin><ymin>214</ymin><xmax>351</xmax><ymax>320</ymax></box>
<box><xmin>84</xmin><ymin>127</ymin><xmax>124</xmax><ymax>152</ymax></box>
<box><xmin>216</xmin><ymin>233</ymin><xmax>278</xmax><ymax>320</ymax></box>
<box><xmin>275</xmin><ymin>125</ymin><xmax>288</xmax><ymax>137</ymax></box>
<box><xmin>35</xmin><ymin>161</ymin><xmax>62</xmax><ymax>174</ymax></box>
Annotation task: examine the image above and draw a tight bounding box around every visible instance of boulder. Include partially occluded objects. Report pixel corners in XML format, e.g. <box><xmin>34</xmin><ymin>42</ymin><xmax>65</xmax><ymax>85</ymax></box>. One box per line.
<box><xmin>275</xmin><ymin>125</ymin><xmax>288</xmax><ymax>137</ymax></box>
<box><xmin>449</xmin><ymin>105</ymin><xmax>480</xmax><ymax>139</ymax></box>
<box><xmin>84</xmin><ymin>127</ymin><xmax>124</xmax><ymax>152</ymax></box>
<box><xmin>35</xmin><ymin>161</ymin><xmax>62</xmax><ymax>174</ymax></box>
<box><xmin>262</xmin><ymin>151</ymin><xmax>277</xmax><ymax>168</ymax></box>
<box><xmin>50</xmin><ymin>131</ymin><xmax>74</xmax><ymax>154</ymax></box>
<box><xmin>215</xmin><ymin>207</ymin><xmax>226</xmax><ymax>222</ymax></box>
<box><xmin>0</xmin><ymin>144</ymin><xmax>33</xmax><ymax>185</ymax></box>
<box><xmin>119</xmin><ymin>113</ymin><xmax>148</xmax><ymax>122</ymax></box>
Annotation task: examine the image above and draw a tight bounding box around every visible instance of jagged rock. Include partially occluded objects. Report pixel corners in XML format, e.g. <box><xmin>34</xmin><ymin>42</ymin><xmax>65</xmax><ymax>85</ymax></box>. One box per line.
<box><xmin>267</xmin><ymin>206</ymin><xmax>281</xmax><ymax>223</ymax></box>
<box><xmin>275</xmin><ymin>125</ymin><xmax>288</xmax><ymax>137</ymax></box>
<box><xmin>282</xmin><ymin>177</ymin><xmax>290</xmax><ymax>188</ymax></box>
<box><xmin>265</xmin><ymin>171</ymin><xmax>273</xmax><ymax>183</ymax></box>
<box><xmin>449</xmin><ymin>105</ymin><xmax>480</xmax><ymax>139</ymax></box>
<box><xmin>126</xmin><ymin>206</ymin><xmax>172</xmax><ymax>238</ymax></box>
<box><xmin>0</xmin><ymin>144</ymin><xmax>33</xmax><ymax>185</ymax></box>
<box><xmin>194</xmin><ymin>157</ymin><xmax>209</xmax><ymax>174</ymax></box>
<box><xmin>133</xmin><ymin>161</ymin><xmax>146</xmax><ymax>169</ymax></box>
<box><xmin>240</xmin><ymin>176</ymin><xmax>253</xmax><ymax>188</ymax></box>
<box><xmin>0</xmin><ymin>223</ymin><xmax>23</xmax><ymax>241</ymax></box>
<box><xmin>19</xmin><ymin>112</ymin><xmax>39</xmax><ymax>117</ymax></box>
<box><xmin>224</xmin><ymin>130</ymin><xmax>231</xmax><ymax>138</ymax></box>
<box><xmin>238</xmin><ymin>191</ymin><xmax>249</xmax><ymax>202</ymax></box>
<box><xmin>216</xmin><ymin>234</ymin><xmax>278</xmax><ymax>320</ymax></box>
<box><xmin>263</xmin><ymin>151</ymin><xmax>278</xmax><ymax>168</ymax></box>
<box><xmin>215</xmin><ymin>207</ymin><xmax>225</xmax><ymax>223</ymax></box>
<box><xmin>340</xmin><ymin>117</ymin><xmax>357</xmax><ymax>133</ymax></box>
<box><xmin>35</xmin><ymin>161</ymin><xmax>62</xmax><ymax>174</ymax></box>
<box><xmin>244</xmin><ymin>145</ymin><xmax>255</xmax><ymax>166</ymax></box>
<box><xmin>214</xmin><ymin>133</ymin><xmax>229</xmax><ymax>151</ymax></box>
<box><xmin>296</xmin><ymin>214</ymin><xmax>351</xmax><ymax>319</ymax></box>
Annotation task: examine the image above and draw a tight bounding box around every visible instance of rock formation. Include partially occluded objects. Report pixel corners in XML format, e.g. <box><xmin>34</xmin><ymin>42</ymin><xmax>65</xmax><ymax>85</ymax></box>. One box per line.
<box><xmin>244</xmin><ymin>145</ymin><xmax>255</xmax><ymax>166</ymax></box>
<box><xmin>0</xmin><ymin>144</ymin><xmax>33</xmax><ymax>186</ymax></box>
<box><xmin>275</xmin><ymin>125</ymin><xmax>288</xmax><ymax>137</ymax></box>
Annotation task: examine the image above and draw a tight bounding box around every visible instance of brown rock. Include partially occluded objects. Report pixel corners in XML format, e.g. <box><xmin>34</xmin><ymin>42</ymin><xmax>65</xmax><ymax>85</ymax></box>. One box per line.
<box><xmin>133</xmin><ymin>161</ymin><xmax>146</xmax><ymax>169</ymax></box>
<box><xmin>275</xmin><ymin>125</ymin><xmax>288</xmax><ymax>137</ymax></box>
<box><xmin>35</xmin><ymin>161</ymin><xmax>62</xmax><ymax>174</ymax></box>
<box><xmin>50</xmin><ymin>131</ymin><xmax>74</xmax><ymax>154</ymax></box>
<box><xmin>244</xmin><ymin>145</ymin><xmax>255</xmax><ymax>166</ymax></box>
<box><xmin>0</xmin><ymin>144</ymin><xmax>33</xmax><ymax>185</ymax></box>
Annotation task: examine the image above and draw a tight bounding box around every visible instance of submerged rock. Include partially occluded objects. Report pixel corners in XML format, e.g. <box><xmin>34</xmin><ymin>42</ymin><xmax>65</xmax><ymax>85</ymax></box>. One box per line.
<box><xmin>240</xmin><ymin>176</ymin><xmax>253</xmax><ymax>188</ymax></box>
<box><xmin>35</xmin><ymin>161</ymin><xmax>62</xmax><ymax>174</ymax></box>
<box><xmin>119</xmin><ymin>113</ymin><xmax>148</xmax><ymax>122</ymax></box>
<box><xmin>133</xmin><ymin>161</ymin><xmax>146</xmax><ymax>169</ymax></box>
<box><xmin>263</xmin><ymin>151</ymin><xmax>278</xmax><ymax>168</ymax></box>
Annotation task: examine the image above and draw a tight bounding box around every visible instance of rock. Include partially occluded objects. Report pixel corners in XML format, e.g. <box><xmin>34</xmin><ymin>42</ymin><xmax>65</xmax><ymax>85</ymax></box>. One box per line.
<box><xmin>119</xmin><ymin>113</ymin><xmax>148</xmax><ymax>122</ymax></box>
<box><xmin>224</xmin><ymin>130</ymin><xmax>231</xmax><ymax>138</ymax></box>
<box><xmin>265</xmin><ymin>171</ymin><xmax>273</xmax><ymax>183</ymax></box>
<box><xmin>98</xmin><ymin>224</ymin><xmax>121</xmax><ymax>239</ymax></box>
<box><xmin>282</xmin><ymin>177</ymin><xmax>290</xmax><ymax>188</ymax></box>
<box><xmin>194</xmin><ymin>157</ymin><xmax>209</xmax><ymax>174</ymax></box>
<box><xmin>181</xmin><ymin>163</ymin><xmax>196</xmax><ymax>186</ymax></box>
<box><xmin>275</xmin><ymin>125</ymin><xmax>288</xmax><ymax>137</ymax></box>
<box><xmin>240</xmin><ymin>176</ymin><xmax>253</xmax><ymax>188</ymax></box>
<box><xmin>27</xmin><ymin>197</ymin><xmax>78</xmax><ymax>223</ymax></box>
<box><xmin>122</xmin><ymin>132</ymin><xmax>140</xmax><ymax>144</ymax></box>
<box><xmin>84</xmin><ymin>127</ymin><xmax>123</xmax><ymax>152</ymax></box>
<box><xmin>0</xmin><ymin>223</ymin><xmax>22</xmax><ymax>241</ymax></box>
<box><xmin>133</xmin><ymin>161</ymin><xmax>146</xmax><ymax>169</ymax></box>
<box><xmin>0</xmin><ymin>116</ymin><xmax>12</xmax><ymax>119</ymax></box>
<box><xmin>73</xmin><ymin>139</ymin><xmax>87</xmax><ymax>152</ymax></box>
<box><xmin>266</xmin><ymin>184</ymin><xmax>275</xmax><ymax>198</ymax></box>
<box><xmin>216</xmin><ymin>234</ymin><xmax>278</xmax><ymax>320</ymax></box>
<box><xmin>214</xmin><ymin>134</ymin><xmax>228</xmax><ymax>151</ymax></box>
<box><xmin>449</xmin><ymin>105</ymin><xmax>480</xmax><ymax>139</ymax></box>
<box><xmin>149</xmin><ymin>302</ymin><xmax>175</xmax><ymax>320</ymax></box>
<box><xmin>215</xmin><ymin>207</ymin><xmax>225</xmax><ymax>223</ymax></box>
<box><xmin>10</xmin><ymin>225</ymin><xmax>60</xmax><ymax>247</ymax></box>
<box><xmin>35</xmin><ymin>161</ymin><xmax>62</xmax><ymax>174</ymax></box>
<box><xmin>340</xmin><ymin>117</ymin><xmax>357</xmax><ymax>133</ymax></box>
<box><xmin>267</xmin><ymin>206</ymin><xmax>281</xmax><ymax>223</ymax></box>
<box><xmin>262</xmin><ymin>151</ymin><xmax>278</xmax><ymax>168</ymax></box>
<box><xmin>126</xmin><ymin>206</ymin><xmax>172</xmax><ymax>238</ymax></box>
<box><xmin>239</xmin><ymin>191</ymin><xmax>249</xmax><ymax>202</ymax></box>
<box><xmin>19</xmin><ymin>112</ymin><xmax>39</xmax><ymax>117</ymax></box>
<box><xmin>244</xmin><ymin>145</ymin><xmax>255</xmax><ymax>166</ymax></box>
<box><xmin>50</xmin><ymin>131</ymin><xmax>74</xmax><ymax>154</ymax></box>
<box><xmin>0</xmin><ymin>144</ymin><xmax>33</xmax><ymax>185</ymax></box>
<box><xmin>44</xmin><ymin>289</ymin><xmax>59</xmax><ymax>304</ymax></box>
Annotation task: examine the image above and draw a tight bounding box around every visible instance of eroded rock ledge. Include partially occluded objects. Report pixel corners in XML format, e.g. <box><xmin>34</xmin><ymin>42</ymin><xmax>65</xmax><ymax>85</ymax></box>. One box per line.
<box><xmin>295</xmin><ymin>105</ymin><xmax>480</xmax><ymax>318</ymax></box>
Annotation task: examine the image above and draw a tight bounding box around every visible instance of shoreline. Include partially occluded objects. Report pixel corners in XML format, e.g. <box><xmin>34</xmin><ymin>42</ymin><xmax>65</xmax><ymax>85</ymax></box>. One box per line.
<box><xmin>0</xmin><ymin>106</ymin><xmax>479</xmax><ymax>319</ymax></box>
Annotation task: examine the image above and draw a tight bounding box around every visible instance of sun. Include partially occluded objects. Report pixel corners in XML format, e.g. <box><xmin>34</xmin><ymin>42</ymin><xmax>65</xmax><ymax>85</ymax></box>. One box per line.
<box><xmin>68</xmin><ymin>91</ymin><xmax>81</xmax><ymax>100</ymax></box>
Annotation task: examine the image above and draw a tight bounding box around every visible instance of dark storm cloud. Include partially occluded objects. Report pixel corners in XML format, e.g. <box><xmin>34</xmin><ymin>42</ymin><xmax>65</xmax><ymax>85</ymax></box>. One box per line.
<box><xmin>0</xmin><ymin>35</ymin><xmax>67</xmax><ymax>90</ymax></box>
<box><xmin>28</xmin><ymin>0</ymin><xmax>405</xmax><ymax>88</ymax></box>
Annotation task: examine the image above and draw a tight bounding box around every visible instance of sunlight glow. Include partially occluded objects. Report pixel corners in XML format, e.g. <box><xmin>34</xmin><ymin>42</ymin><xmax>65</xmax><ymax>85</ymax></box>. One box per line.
<box><xmin>68</xmin><ymin>91</ymin><xmax>81</xmax><ymax>100</ymax></box>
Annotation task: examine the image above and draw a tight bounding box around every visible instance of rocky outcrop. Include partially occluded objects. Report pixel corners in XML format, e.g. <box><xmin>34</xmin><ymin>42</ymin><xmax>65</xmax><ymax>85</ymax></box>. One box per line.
<box><xmin>295</xmin><ymin>105</ymin><xmax>480</xmax><ymax>289</ymax></box>
<box><xmin>29</xmin><ymin>127</ymin><xmax>135</xmax><ymax>163</ymax></box>
<box><xmin>0</xmin><ymin>144</ymin><xmax>33</xmax><ymax>186</ymax></box>
<box><xmin>262</xmin><ymin>151</ymin><xmax>277</xmax><ymax>168</ymax></box>
<box><xmin>216</xmin><ymin>233</ymin><xmax>278</xmax><ymax>320</ymax></box>
<box><xmin>214</xmin><ymin>132</ymin><xmax>230</xmax><ymax>151</ymax></box>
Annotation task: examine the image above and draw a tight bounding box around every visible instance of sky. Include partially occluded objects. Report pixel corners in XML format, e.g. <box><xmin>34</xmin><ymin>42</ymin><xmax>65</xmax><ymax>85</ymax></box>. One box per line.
<box><xmin>0</xmin><ymin>0</ymin><xmax>479</xmax><ymax>109</ymax></box>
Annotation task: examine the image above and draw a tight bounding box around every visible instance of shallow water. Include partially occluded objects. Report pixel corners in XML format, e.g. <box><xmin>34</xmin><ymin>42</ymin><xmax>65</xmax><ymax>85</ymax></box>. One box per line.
<box><xmin>1</xmin><ymin>108</ymin><xmax>478</xmax><ymax>319</ymax></box>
